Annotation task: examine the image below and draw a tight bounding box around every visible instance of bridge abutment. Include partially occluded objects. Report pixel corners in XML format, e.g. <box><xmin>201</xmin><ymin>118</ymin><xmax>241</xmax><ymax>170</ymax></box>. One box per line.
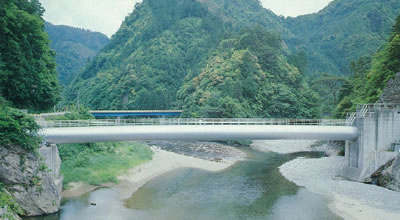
<box><xmin>340</xmin><ymin>105</ymin><xmax>400</xmax><ymax>181</ymax></box>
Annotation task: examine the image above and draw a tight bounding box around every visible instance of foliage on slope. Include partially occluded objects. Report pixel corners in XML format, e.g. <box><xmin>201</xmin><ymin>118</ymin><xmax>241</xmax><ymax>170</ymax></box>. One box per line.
<box><xmin>284</xmin><ymin>0</ymin><xmax>400</xmax><ymax>75</ymax></box>
<box><xmin>0</xmin><ymin>182</ymin><xmax>23</xmax><ymax>220</ymax></box>
<box><xmin>197</xmin><ymin>0</ymin><xmax>285</xmax><ymax>32</ymax></box>
<box><xmin>335</xmin><ymin>15</ymin><xmax>400</xmax><ymax>117</ymax></box>
<box><xmin>65</xmin><ymin>0</ymin><xmax>228</xmax><ymax>110</ymax></box>
<box><xmin>178</xmin><ymin>28</ymin><xmax>320</xmax><ymax>118</ymax></box>
<box><xmin>45</xmin><ymin>22</ymin><xmax>109</xmax><ymax>86</ymax></box>
<box><xmin>0</xmin><ymin>0</ymin><xmax>60</xmax><ymax>111</ymax></box>
<box><xmin>0</xmin><ymin>91</ymin><xmax>40</xmax><ymax>152</ymax></box>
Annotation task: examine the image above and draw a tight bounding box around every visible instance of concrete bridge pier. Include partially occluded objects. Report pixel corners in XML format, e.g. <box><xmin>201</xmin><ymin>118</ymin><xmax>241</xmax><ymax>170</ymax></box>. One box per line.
<box><xmin>38</xmin><ymin>144</ymin><xmax>63</xmax><ymax>194</ymax></box>
<box><xmin>340</xmin><ymin>106</ymin><xmax>400</xmax><ymax>181</ymax></box>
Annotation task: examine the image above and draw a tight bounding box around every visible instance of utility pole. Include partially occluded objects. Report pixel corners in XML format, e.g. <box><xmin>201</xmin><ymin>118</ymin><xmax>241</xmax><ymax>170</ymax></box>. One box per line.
<box><xmin>76</xmin><ymin>91</ymin><xmax>80</xmax><ymax>112</ymax></box>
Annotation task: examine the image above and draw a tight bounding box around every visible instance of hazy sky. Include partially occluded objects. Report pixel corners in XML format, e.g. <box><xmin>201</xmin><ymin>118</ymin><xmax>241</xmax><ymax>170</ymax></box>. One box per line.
<box><xmin>40</xmin><ymin>0</ymin><xmax>333</xmax><ymax>37</ymax></box>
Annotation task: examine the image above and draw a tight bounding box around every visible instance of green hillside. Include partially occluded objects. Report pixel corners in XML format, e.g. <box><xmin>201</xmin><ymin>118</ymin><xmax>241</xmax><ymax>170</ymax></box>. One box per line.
<box><xmin>45</xmin><ymin>22</ymin><xmax>109</xmax><ymax>86</ymax></box>
<box><xmin>335</xmin><ymin>15</ymin><xmax>400</xmax><ymax>117</ymax></box>
<box><xmin>65</xmin><ymin>0</ymin><xmax>228</xmax><ymax>110</ymax></box>
<box><xmin>285</xmin><ymin>0</ymin><xmax>400</xmax><ymax>75</ymax></box>
<box><xmin>64</xmin><ymin>0</ymin><xmax>400</xmax><ymax>117</ymax></box>
<box><xmin>178</xmin><ymin>28</ymin><xmax>319</xmax><ymax>118</ymax></box>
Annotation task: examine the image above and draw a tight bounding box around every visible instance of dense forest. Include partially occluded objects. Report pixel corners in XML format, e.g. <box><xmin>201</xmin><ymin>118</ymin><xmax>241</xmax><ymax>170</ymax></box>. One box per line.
<box><xmin>285</xmin><ymin>0</ymin><xmax>400</xmax><ymax>75</ymax></box>
<box><xmin>335</xmin><ymin>15</ymin><xmax>400</xmax><ymax>117</ymax></box>
<box><xmin>0</xmin><ymin>0</ymin><xmax>61</xmax><ymax>217</ymax></box>
<box><xmin>64</xmin><ymin>0</ymin><xmax>400</xmax><ymax>119</ymax></box>
<box><xmin>0</xmin><ymin>0</ymin><xmax>60</xmax><ymax>111</ymax></box>
<box><xmin>45</xmin><ymin>22</ymin><xmax>109</xmax><ymax>86</ymax></box>
<box><xmin>178</xmin><ymin>28</ymin><xmax>319</xmax><ymax>118</ymax></box>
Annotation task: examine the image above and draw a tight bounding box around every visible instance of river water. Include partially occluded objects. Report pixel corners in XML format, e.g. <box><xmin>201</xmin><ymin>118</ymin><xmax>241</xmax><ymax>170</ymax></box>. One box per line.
<box><xmin>26</xmin><ymin>147</ymin><xmax>340</xmax><ymax>220</ymax></box>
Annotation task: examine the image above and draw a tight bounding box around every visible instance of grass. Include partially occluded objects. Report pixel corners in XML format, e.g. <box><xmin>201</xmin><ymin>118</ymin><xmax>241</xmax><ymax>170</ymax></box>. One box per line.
<box><xmin>59</xmin><ymin>142</ymin><xmax>153</xmax><ymax>186</ymax></box>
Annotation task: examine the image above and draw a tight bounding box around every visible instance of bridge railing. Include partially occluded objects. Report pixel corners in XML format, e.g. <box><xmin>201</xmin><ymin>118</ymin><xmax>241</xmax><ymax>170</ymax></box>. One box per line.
<box><xmin>39</xmin><ymin>118</ymin><xmax>350</xmax><ymax>128</ymax></box>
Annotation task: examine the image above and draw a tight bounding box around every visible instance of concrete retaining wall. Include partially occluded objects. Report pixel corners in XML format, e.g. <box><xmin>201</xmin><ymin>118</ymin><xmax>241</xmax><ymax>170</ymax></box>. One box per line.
<box><xmin>340</xmin><ymin>108</ymin><xmax>400</xmax><ymax>181</ymax></box>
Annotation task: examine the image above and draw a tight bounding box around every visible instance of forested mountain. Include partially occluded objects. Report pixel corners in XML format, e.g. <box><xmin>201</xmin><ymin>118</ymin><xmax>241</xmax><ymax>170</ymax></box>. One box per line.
<box><xmin>178</xmin><ymin>28</ymin><xmax>319</xmax><ymax>118</ymax></box>
<box><xmin>65</xmin><ymin>0</ymin><xmax>400</xmax><ymax>117</ymax></box>
<box><xmin>335</xmin><ymin>15</ymin><xmax>400</xmax><ymax>117</ymax></box>
<box><xmin>45</xmin><ymin>22</ymin><xmax>109</xmax><ymax>86</ymax></box>
<box><xmin>285</xmin><ymin>0</ymin><xmax>400</xmax><ymax>75</ymax></box>
<box><xmin>0</xmin><ymin>0</ymin><xmax>60</xmax><ymax>111</ymax></box>
<box><xmin>66</xmin><ymin>0</ymin><xmax>229</xmax><ymax>110</ymax></box>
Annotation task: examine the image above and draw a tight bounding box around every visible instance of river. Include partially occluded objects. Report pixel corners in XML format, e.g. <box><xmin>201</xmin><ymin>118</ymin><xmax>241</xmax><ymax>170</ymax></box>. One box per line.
<box><xmin>26</xmin><ymin>146</ymin><xmax>340</xmax><ymax>220</ymax></box>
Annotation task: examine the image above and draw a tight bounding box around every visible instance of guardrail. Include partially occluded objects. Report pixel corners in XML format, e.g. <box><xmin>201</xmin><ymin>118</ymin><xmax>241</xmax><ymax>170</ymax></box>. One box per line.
<box><xmin>39</xmin><ymin>118</ymin><xmax>350</xmax><ymax>128</ymax></box>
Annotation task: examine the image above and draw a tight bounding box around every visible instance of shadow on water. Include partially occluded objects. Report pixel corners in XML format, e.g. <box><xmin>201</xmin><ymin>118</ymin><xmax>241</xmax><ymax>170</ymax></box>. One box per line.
<box><xmin>25</xmin><ymin>148</ymin><xmax>341</xmax><ymax>220</ymax></box>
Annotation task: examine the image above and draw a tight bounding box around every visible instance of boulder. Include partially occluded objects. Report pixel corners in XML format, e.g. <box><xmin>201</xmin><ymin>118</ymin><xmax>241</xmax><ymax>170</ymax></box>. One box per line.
<box><xmin>0</xmin><ymin>144</ymin><xmax>62</xmax><ymax>216</ymax></box>
<box><xmin>379</xmin><ymin>72</ymin><xmax>400</xmax><ymax>103</ymax></box>
<box><xmin>367</xmin><ymin>156</ymin><xmax>400</xmax><ymax>192</ymax></box>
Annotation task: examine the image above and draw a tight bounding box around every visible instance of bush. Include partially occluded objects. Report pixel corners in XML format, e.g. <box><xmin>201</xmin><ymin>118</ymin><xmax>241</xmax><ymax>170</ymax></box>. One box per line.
<box><xmin>0</xmin><ymin>182</ymin><xmax>24</xmax><ymax>218</ymax></box>
<box><xmin>0</xmin><ymin>103</ymin><xmax>41</xmax><ymax>151</ymax></box>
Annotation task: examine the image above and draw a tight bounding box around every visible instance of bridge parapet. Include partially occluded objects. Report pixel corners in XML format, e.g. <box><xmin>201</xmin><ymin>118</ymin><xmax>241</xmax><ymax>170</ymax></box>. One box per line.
<box><xmin>39</xmin><ymin>118</ymin><xmax>350</xmax><ymax>128</ymax></box>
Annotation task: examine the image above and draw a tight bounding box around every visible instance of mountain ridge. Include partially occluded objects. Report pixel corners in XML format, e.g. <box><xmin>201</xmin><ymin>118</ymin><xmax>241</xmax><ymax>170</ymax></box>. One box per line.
<box><xmin>45</xmin><ymin>22</ymin><xmax>110</xmax><ymax>86</ymax></box>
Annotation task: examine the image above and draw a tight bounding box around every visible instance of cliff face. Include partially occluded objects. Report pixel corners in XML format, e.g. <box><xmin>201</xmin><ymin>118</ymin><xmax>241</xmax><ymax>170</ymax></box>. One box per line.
<box><xmin>369</xmin><ymin>156</ymin><xmax>400</xmax><ymax>192</ymax></box>
<box><xmin>0</xmin><ymin>145</ymin><xmax>62</xmax><ymax>216</ymax></box>
<box><xmin>379</xmin><ymin>72</ymin><xmax>400</xmax><ymax>103</ymax></box>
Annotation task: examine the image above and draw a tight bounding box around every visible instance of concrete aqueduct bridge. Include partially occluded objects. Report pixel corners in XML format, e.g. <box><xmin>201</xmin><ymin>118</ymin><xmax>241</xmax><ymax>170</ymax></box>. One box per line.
<box><xmin>38</xmin><ymin>103</ymin><xmax>400</xmax><ymax>183</ymax></box>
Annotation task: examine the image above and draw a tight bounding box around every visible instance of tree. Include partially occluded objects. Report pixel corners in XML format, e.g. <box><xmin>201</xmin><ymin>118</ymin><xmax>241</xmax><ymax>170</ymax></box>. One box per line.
<box><xmin>312</xmin><ymin>73</ymin><xmax>348</xmax><ymax>105</ymax></box>
<box><xmin>0</xmin><ymin>0</ymin><xmax>60</xmax><ymax>111</ymax></box>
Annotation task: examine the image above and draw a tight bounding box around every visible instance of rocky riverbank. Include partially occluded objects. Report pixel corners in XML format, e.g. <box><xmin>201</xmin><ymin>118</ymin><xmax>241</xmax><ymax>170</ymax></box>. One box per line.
<box><xmin>255</xmin><ymin>140</ymin><xmax>400</xmax><ymax>219</ymax></box>
<box><xmin>280</xmin><ymin>156</ymin><xmax>400</xmax><ymax>220</ymax></box>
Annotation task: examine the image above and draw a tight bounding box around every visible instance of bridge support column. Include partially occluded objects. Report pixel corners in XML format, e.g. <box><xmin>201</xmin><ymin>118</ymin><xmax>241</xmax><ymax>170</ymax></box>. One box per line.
<box><xmin>340</xmin><ymin>107</ymin><xmax>400</xmax><ymax>181</ymax></box>
<box><xmin>38</xmin><ymin>144</ymin><xmax>63</xmax><ymax>194</ymax></box>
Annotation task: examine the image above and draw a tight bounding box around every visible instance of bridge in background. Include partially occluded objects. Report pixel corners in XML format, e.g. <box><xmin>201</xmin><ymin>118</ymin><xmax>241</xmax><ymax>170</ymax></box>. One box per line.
<box><xmin>89</xmin><ymin>110</ymin><xmax>183</xmax><ymax>117</ymax></box>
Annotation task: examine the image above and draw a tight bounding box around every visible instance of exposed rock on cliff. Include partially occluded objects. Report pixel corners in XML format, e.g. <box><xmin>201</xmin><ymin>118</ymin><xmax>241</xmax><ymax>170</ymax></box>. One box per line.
<box><xmin>379</xmin><ymin>72</ymin><xmax>400</xmax><ymax>103</ymax></box>
<box><xmin>0</xmin><ymin>145</ymin><xmax>62</xmax><ymax>216</ymax></box>
<box><xmin>367</xmin><ymin>156</ymin><xmax>400</xmax><ymax>192</ymax></box>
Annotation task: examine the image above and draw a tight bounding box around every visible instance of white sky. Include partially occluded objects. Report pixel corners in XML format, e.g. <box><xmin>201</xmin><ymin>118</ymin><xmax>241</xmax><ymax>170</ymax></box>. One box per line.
<box><xmin>39</xmin><ymin>0</ymin><xmax>333</xmax><ymax>37</ymax></box>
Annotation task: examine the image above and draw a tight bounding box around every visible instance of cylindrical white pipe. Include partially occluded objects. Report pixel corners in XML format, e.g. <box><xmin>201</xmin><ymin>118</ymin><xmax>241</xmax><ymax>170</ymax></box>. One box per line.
<box><xmin>43</xmin><ymin>125</ymin><xmax>359</xmax><ymax>144</ymax></box>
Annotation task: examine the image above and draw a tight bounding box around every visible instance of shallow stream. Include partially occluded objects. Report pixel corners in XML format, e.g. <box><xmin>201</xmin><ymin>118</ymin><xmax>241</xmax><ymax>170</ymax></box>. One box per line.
<box><xmin>26</xmin><ymin>146</ymin><xmax>340</xmax><ymax>220</ymax></box>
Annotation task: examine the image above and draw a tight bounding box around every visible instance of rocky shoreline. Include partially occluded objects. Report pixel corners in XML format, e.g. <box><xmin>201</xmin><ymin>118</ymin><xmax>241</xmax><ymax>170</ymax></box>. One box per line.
<box><xmin>250</xmin><ymin>140</ymin><xmax>400</xmax><ymax>220</ymax></box>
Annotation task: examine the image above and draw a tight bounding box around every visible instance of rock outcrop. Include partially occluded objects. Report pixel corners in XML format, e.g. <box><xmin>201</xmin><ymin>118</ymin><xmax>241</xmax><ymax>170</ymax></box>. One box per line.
<box><xmin>0</xmin><ymin>144</ymin><xmax>62</xmax><ymax>216</ymax></box>
<box><xmin>379</xmin><ymin>72</ymin><xmax>400</xmax><ymax>103</ymax></box>
<box><xmin>367</xmin><ymin>156</ymin><xmax>400</xmax><ymax>192</ymax></box>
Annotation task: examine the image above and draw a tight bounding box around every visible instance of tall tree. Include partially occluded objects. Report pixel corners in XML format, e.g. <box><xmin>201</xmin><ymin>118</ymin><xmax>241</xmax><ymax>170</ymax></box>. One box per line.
<box><xmin>0</xmin><ymin>0</ymin><xmax>60</xmax><ymax>111</ymax></box>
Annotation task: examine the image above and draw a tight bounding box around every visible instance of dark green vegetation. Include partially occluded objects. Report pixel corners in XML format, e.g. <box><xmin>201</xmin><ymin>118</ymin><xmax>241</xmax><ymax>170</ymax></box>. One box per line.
<box><xmin>0</xmin><ymin>0</ymin><xmax>60</xmax><ymax>111</ymax></box>
<box><xmin>45</xmin><ymin>22</ymin><xmax>109</xmax><ymax>86</ymax></box>
<box><xmin>66</xmin><ymin>0</ymin><xmax>228</xmax><ymax>110</ymax></box>
<box><xmin>286</xmin><ymin>0</ymin><xmax>400</xmax><ymax>75</ymax></box>
<box><xmin>59</xmin><ymin>142</ymin><xmax>153</xmax><ymax>186</ymax></box>
<box><xmin>335</xmin><ymin>15</ymin><xmax>400</xmax><ymax>117</ymax></box>
<box><xmin>179</xmin><ymin>28</ymin><xmax>319</xmax><ymax>118</ymax></box>
<box><xmin>0</xmin><ymin>98</ymin><xmax>40</xmax><ymax>151</ymax></box>
<box><xmin>65</xmin><ymin>0</ymin><xmax>400</xmax><ymax>118</ymax></box>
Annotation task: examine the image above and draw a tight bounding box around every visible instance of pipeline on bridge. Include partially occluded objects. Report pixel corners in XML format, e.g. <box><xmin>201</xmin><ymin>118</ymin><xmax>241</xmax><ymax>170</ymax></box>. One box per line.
<box><xmin>40</xmin><ymin>118</ymin><xmax>359</xmax><ymax>144</ymax></box>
